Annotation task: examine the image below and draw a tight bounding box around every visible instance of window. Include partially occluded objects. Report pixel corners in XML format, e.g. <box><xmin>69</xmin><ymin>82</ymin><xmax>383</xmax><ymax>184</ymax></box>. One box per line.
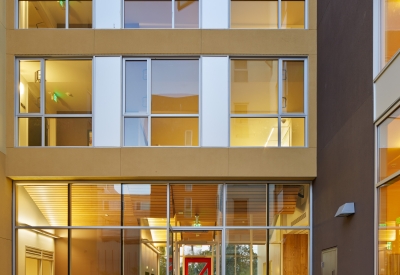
<box><xmin>381</xmin><ymin>0</ymin><xmax>400</xmax><ymax>67</ymax></box>
<box><xmin>124</xmin><ymin>0</ymin><xmax>199</xmax><ymax>28</ymax></box>
<box><xmin>378</xmin><ymin>107</ymin><xmax>400</xmax><ymax>181</ymax></box>
<box><xmin>17</xmin><ymin>59</ymin><xmax>92</xmax><ymax>146</ymax></box>
<box><xmin>15</xmin><ymin>182</ymin><xmax>310</xmax><ymax>275</ymax></box>
<box><xmin>18</xmin><ymin>0</ymin><xmax>92</xmax><ymax>29</ymax></box>
<box><xmin>25</xmin><ymin>247</ymin><xmax>54</xmax><ymax>275</ymax></box>
<box><xmin>230</xmin><ymin>0</ymin><xmax>305</xmax><ymax>29</ymax></box>
<box><xmin>124</xmin><ymin>59</ymin><xmax>199</xmax><ymax>146</ymax></box>
<box><xmin>230</xmin><ymin>59</ymin><xmax>306</xmax><ymax>147</ymax></box>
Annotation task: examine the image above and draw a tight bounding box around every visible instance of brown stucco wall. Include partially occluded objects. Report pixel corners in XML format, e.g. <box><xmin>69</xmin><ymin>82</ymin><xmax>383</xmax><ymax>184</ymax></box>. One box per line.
<box><xmin>314</xmin><ymin>0</ymin><xmax>374</xmax><ymax>274</ymax></box>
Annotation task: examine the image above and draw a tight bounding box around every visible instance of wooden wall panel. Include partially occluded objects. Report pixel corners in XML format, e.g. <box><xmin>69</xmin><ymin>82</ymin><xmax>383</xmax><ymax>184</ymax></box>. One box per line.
<box><xmin>283</xmin><ymin>234</ymin><xmax>308</xmax><ymax>275</ymax></box>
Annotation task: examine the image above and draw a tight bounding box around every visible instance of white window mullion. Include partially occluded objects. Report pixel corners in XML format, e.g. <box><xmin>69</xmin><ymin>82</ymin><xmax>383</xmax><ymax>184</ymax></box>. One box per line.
<box><xmin>172</xmin><ymin>0</ymin><xmax>175</xmax><ymax>28</ymax></box>
<box><xmin>66</xmin><ymin>0</ymin><xmax>69</xmax><ymax>29</ymax></box>
<box><xmin>41</xmin><ymin>59</ymin><xmax>45</xmax><ymax>146</ymax></box>
<box><xmin>148</xmin><ymin>59</ymin><xmax>152</xmax><ymax>146</ymax></box>
<box><xmin>278</xmin><ymin>0</ymin><xmax>282</xmax><ymax>29</ymax></box>
<box><xmin>278</xmin><ymin>59</ymin><xmax>283</xmax><ymax>147</ymax></box>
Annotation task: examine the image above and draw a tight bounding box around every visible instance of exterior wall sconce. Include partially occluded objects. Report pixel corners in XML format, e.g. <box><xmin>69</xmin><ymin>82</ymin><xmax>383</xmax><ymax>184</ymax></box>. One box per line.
<box><xmin>335</xmin><ymin>202</ymin><xmax>355</xmax><ymax>217</ymax></box>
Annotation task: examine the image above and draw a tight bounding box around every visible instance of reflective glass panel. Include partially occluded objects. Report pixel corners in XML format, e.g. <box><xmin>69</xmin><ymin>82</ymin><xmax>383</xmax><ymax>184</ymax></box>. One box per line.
<box><xmin>126</xmin><ymin>61</ymin><xmax>148</xmax><ymax>113</ymax></box>
<box><xmin>71</xmin><ymin>184</ymin><xmax>121</xmax><ymax>226</ymax></box>
<box><xmin>69</xmin><ymin>0</ymin><xmax>92</xmax><ymax>28</ymax></box>
<box><xmin>174</xmin><ymin>0</ymin><xmax>199</xmax><ymax>28</ymax></box>
<box><xmin>18</xmin><ymin>1</ymin><xmax>66</xmax><ymax>28</ymax></box>
<box><xmin>383</xmin><ymin>0</ymin><xmax>400</xmax><ymax>65</ymax></box>
<box><xmin>123</xmin><ymin>184</ymin><xmax>167</xmax><ymax>226</ymax></box>
<box><xmin>71</xmin><ymin>229</ymin><xmax>121</xmax><ymax>275</ymax></box>
<box><xmin>152</xmin><ymin>60</ymin><xmax>199</xmax><ymax>114</ymax></box>
<box><xmin>151</xmin><ymin>118</ymin><xmax>199</xmax><ymax>146</ymax></box>
<box><xmin>45</xmin><ymin>60</ymin><xmax>92</xmax><ymax>114</ymax></box>
<box><xmin>226</xmin><ymin>185</ymin><xmax>266</xmax><ymax>226</ymax></box>
<box><xmin>124</xmin><ymin>0</ymin><xmax>172</xmax><ymax>28</ymax></box>
<box><xmin>231</xmin><ymin>60</ymin><xmax>278</xmax><ymax>114</ymax></box>
<box><xmin>169</xmin><ymin>184</ymin><xmax>223</xmax><ymax>226</ymax></box>
<box><xmin>45</xmin><ymin>118</ymin><xmax>92</xmax><ymax>146</ymax></box>
<box><xmin>378</xmin><ymin>177</ymin><xmax>400</xmax><ymax>275</ymax></box>
<box><xmin>230</xmin><ymin>118</ymin><xmax>279</xmax><ymax>147</ymax></box>
<box><xmin>18</xmin><ymin>117</ymin><xmax>42</xmax><ymax>146</ymax></box>
<box><xmin>379</xmin><ymin>108</ymin><xmax>400</xmax><ymax>181</ymax></box>
<box><xmin>281</xmin><ymin>1</ymin><xmax>305</xmax><ymax>29</ymax></box>
<box><xmin>282</xmin><ymin>60</ymin><xmax>304</xmax><ymax>113</ymax></box>
<box><xmin>16</xmin><ymin>185</ymin><xmax>68</xmax><ymax>226</ymax></box>
<box><xmin>124</xmin><ymin>229</ymin><xmax>167</xmax><ymax>275</ymax></box>
<box><xmin>268</xmin><ymin>184</ymin><xmax>309</xmax><ymax>226</ymax></box>
<box><xmin>124</xmin><ymin>118</ymin><xmax>149</xmax><ymax>146</ymax></box>
<box><xmin>17</xmin><ymin>229</ymin><xmax>68</xmax><ymax>275</ymax></box>
<box><xmin>19</xmin><ymin>60</ymin><xmax>41</xmax><ymax>113</ymax></box>
<box><xmin>281</xmin><ymin>118</ymin><xmax>305</xmax><ymax>147</ymax></box>
<box><xmin>231</xmin><ymin>0</ymin><xmax>278</xmax><ymax>29</ymax></box>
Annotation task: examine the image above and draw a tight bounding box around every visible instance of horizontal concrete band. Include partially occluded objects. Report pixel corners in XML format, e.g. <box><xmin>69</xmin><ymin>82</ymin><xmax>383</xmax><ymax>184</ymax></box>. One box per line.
<box><xmin>5</xmin><ymin>147</ymin><xmax>316</xmax><ymax>179</ymax></box>
<box><xmin>6</xmin><ymin>29</ymin><xmax>317</xmax><ymax>56</ymax></box>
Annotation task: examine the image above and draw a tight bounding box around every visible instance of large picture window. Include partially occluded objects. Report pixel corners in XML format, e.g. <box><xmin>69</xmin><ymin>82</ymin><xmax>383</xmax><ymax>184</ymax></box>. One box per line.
<box><xmin>18</xmin><ymin>0</ymin><xmax>92</xmax><ymax>29</ymax></box>
<box><xmin>230</xmin><ymin>58</ymin><xmax>307</xmax><ymax>147</ymax></box>
<box><xmin>16</xmin><ymin>59</ymin><xmax>92</xmax><ymax>146</ymax></box>
<box><xmin>381</xmin><ymin>0</ymin><xmax>400</xmax><ymax>67</ymax></box>
<box><xmin>124</xmin><ymin>59</ymin><xmax>199</xmax><ymax>146</ymax></box>
<box><xmin>230</xmin><ymin>0</ymin><xmax>305</xmax><ymax>29</ymax></box>
<box><xmin>15</xmin><ymin>182</ymin><xmax>310</xmax><ymax>275</ymax></box>
<box><xmin>124</xmin><ymin>0</ymin><xmax>199</xmax><ymax>28</ymax></box>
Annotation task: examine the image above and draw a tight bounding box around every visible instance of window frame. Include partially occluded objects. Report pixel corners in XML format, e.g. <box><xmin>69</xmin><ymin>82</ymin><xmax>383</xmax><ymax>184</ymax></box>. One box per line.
<box><xmin>122</xmin><ymin>0</ymin><xmax>201</xmax><ymax>29</ymax></box>
<box><xmin>123</xmin><ymin>57</ymin><xmax>201</xmax><ymax>147</ymax></box>
<box><xmin>15</xmin><ymin>0</ymin><xmax>94</xmax><ymax>29</ymax></box>
<box><xmin>229</xmin><ymin>57</ymin><xmax>308</xmax><ymax>147</ymax></box>
<box><xmin>229</xmin><ymin>0</ymin><xmax>309</xmax><ymax>30</ymax></box>
<box><xmin>15</xmin><ymin>57</ymin><xmax>94</xmax><ymax>147</ymax></box>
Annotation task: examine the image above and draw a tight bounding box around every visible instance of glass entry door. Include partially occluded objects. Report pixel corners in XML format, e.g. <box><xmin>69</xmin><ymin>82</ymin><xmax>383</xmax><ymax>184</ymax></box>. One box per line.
<box><xmin>172</xmin><ymin>230</ymin><xmax>221</xmax><ymax>275</ymax></box>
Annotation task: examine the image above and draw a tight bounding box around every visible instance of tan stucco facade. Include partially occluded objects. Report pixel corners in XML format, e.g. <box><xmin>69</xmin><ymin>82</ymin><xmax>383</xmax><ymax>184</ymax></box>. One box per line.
<box><xmin>2</xmin><ymin>0</ymin><xmax>317</xmax><ymax>272</ymax></box>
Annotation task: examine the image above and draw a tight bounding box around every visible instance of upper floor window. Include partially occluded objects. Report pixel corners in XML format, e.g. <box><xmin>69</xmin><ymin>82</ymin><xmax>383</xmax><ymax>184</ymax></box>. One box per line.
<box><xmin>124</xmin><ymin>59</ymin><xmax>199</xmax><ymax>146</ymax></box>
<box><xmin>18</xmin><ymin>0</ymin><xmax>92</xmax><ymax>29</ymax></box>
<box><xmin>378</xmin><ymin>107</ymin><xmax>400</xmax><ymax>182</ymax></box>
<box><xmin>230</xmin><ymin>0</ymin><xmax>305</xmax><ymax>29</ymax></box>
<box><xmin>124</xmin><ymin>0</ymin><xmax>199</xmax><ymax>28</ymax></box>
<box><xmin>17</xmin><ymin>59</ymin><xmax>92</xmax><ymax>146</ymax></box>
<box><xmin>230</xmin><ymin>59</ymin><xmax>306</xmax><ymax>147</ymax></box>
<box><xmin>381</xmin><ymin>0</ymin><xmax>400</xmax><ymax>66</ymax></box>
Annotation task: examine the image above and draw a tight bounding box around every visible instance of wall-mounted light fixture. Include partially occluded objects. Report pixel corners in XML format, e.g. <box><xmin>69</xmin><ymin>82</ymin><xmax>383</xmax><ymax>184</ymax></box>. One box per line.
<box><xmin>35</xmin><ymin>70</ymin><xmax>41</xmax><ymax>83</ymax></box>
<box><xmin>335</xmin><ymin>202</ymin><xmax>355</xmax><ymax>217</ymax></box>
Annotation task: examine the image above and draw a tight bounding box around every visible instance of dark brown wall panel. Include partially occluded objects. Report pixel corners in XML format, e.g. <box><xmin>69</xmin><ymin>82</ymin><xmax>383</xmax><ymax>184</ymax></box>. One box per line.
<box><xmin>315</xmin><ymin>0</ymin><xmax>374</xmax><ymax>274</ymax></box>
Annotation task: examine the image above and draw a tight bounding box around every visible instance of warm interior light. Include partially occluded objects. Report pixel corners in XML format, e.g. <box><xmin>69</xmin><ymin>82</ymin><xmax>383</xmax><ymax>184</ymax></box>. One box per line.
<box><xmin>19</xmin><ymin>82</ymin><xmax>25</xmax><ymax>96</ymax></box>
<box><xmin>264</xmin><ymin>128</ymin><xmax>275</xmax><ymax>147</ymax></box>
<box><xmin>20</xmin><ymin>223</ymin><xmax>59</xmax><ymax>239</ymax></box>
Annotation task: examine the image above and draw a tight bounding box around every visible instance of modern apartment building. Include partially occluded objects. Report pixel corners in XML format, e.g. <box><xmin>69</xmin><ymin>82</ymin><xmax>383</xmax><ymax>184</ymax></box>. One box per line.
<box><xmin>0</xmin><ymin>0</ymin><xmax>317</xmax><ymax>275</ymax></box>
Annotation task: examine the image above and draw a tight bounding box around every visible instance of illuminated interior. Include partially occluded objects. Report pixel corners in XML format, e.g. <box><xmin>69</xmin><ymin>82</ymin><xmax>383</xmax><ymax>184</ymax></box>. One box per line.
<box><xmin>18</xmin><ymin>60</ymin><xmax>92</xmax><ymax>146</ymax></box>
<box><xmin>379</xmin><ymin>107</ymin><xmax>400</xmax><ymax>181</ymax></box>
<box><xmin>230</xmin><ymin>59</ymin><xmax>305</xmax><ymax>147</ymax></box>
<box><xmin>383</xmin><ymin>0</ymin><xmax>400</xmax><ymax>65</ymax></box>
<box><xmin>231</xmin><ymin>0</ymin><xmax>305</xmax><ymax>29</ymax></box>
<box><xmin>16</xmin><ymin>183</ymin><xmax>310</xmax><ymax>275</ymax></box>
<box><xmin>18</xmin><ymin>0</ymin><xmax>92</xmax><ymax>29</ymax></box>
<box><xmin>378</xmin><ymin>177</ymin><xmax>400</xmax><ymax>275</ymax></box>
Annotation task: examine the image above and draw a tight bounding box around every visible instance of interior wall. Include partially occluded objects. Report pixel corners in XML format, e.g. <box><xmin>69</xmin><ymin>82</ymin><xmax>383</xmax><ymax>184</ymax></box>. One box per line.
<box><xmin>315</xmin><ymin>0</ymin><xmax>374</xmax><ymax>274</ymax></box>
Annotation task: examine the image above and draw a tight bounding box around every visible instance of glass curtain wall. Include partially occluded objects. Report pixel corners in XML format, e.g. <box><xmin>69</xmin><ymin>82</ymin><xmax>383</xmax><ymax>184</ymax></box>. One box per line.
<box><xmin>382</xmin><ymin>0</ymin><xmax>400</xmax><ymax>67</ymax></box>
<box><xmin>15</xmin><ymin>182</ymin><xmax>310</xmax><ymax>275</ymax></box>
